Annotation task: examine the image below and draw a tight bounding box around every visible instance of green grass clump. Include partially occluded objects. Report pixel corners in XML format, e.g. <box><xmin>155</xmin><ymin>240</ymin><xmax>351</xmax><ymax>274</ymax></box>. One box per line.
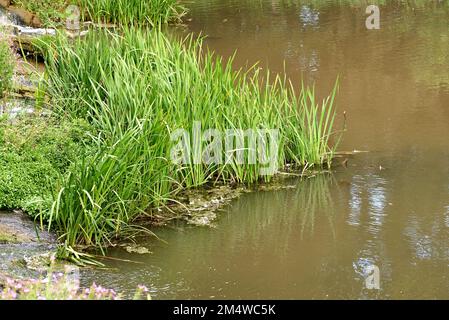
<box><xmin>49</xmin><ymin>123</ymin><xmax>171</xmax><ymax>252</ymax></box>
<box><xmin>78</xmin><ymin>0</ymin><xmax>185</xmax><ymax>25</ymax></box>
<box><xmin>39</xmin><ymin>27</ymin><xmax>339</xmax><ymax>253</ymax></box>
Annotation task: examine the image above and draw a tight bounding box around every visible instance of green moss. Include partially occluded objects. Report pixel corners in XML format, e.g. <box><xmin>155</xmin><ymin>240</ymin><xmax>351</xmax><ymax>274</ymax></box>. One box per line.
<box><xmin>0</xmin><ymin>116</ymin><xmax>93</xmax><ymax>216</ymax></box>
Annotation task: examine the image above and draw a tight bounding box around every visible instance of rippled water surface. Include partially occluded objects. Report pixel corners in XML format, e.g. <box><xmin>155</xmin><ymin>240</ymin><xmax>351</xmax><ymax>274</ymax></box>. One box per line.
<box><xmin>82</xmin><ymin>1</ymin><xmax>449</xmax><ymax>299</ymax></box>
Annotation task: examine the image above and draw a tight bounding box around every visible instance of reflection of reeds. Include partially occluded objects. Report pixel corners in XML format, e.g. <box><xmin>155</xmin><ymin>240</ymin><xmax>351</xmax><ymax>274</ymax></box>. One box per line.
<box><xmin>214</xmin><ymin>173</ymin><xmax>339</xmax><ymax>260</ymax></box>
<box><xmin>295</xmin><ymin>173</ymin><xmax>337</xmax><ymax>239</ymax></box>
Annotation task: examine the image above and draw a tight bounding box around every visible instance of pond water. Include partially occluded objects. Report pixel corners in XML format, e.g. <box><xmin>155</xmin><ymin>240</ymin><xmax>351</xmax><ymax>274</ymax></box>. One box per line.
<box><xmin>81</xmin><ymin>0</ymin><xmax>449</xmax><ymax>299</ymax></box>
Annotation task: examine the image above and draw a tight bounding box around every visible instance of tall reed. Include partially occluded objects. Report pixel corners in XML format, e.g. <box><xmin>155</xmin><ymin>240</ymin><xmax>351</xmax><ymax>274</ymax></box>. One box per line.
<box><xmin>39</xmin><ymin>27</ymin><xmax>339</xmax><ymax>253</ymax></box>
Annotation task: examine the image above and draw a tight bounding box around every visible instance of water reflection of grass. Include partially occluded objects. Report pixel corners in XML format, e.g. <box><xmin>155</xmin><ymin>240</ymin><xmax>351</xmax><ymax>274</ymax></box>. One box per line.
<box><xmin>295</xmin><ymin>173</ymin><xmax>337</xmax><ymax>239</ymax></box>
<box><xmin>221</xmin><ymin>173</ymin><xmax>339</xmax><ymax>258</ymax></box>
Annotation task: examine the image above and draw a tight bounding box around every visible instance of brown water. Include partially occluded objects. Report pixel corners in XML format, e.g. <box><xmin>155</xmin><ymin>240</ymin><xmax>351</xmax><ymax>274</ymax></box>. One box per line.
<box><xmin>82</xmin><ymin>1</ymin><xmax>449</xmax><ymax>299</ymax></box>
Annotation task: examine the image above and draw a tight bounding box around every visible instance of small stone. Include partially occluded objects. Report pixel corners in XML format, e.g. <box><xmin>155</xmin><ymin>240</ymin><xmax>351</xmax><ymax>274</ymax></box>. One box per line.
<box><xmin>0</xmin><ymin>211</ymin><xmax>54</xmax><ymax>244</ymax></box>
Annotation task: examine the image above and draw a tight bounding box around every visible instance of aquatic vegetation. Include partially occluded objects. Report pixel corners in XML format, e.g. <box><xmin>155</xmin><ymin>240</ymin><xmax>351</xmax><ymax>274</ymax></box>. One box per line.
<box><xmin>37</xmin><ymin>27</ymin><xmax>339</xmax><ymax>255</ymax></box>
<box><xmin>48</xmin><ymin>125</ymin><xmax>171</xmax><ymax>255</ymax></box>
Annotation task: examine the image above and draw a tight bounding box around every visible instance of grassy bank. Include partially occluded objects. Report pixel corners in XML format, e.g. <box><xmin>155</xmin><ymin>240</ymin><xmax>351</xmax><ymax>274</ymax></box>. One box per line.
<box><xmin>35</xmin><ymin>27</ymin><xmax>339</xmax><ymax>259</ymax></box>
<box><xmin>10</xmin><ymin>0</ymin><xmax>185</xmax><ymax>26</ymax></box>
